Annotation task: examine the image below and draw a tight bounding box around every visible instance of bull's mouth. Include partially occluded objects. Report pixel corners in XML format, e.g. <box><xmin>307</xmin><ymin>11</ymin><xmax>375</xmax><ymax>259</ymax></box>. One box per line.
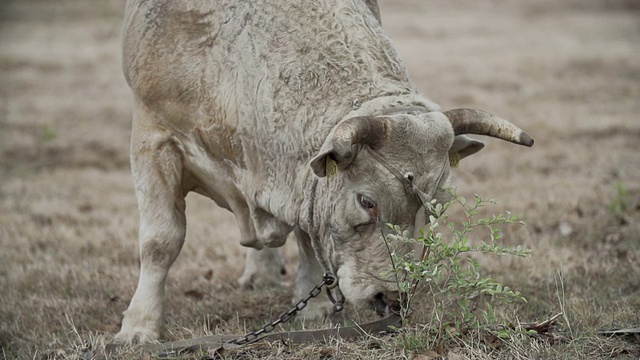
<box><xmin>371</xmin><ymin>292</ymin><xmax>402</xmax><ymax>316</ymax></box>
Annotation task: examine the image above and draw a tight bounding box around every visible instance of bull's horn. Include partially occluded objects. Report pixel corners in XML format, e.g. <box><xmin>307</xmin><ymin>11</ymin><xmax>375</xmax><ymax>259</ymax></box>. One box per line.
<box><xmin>443</xmin><ymin>108</ymin><xmax>534</xmax><ymax>147</ymax></box>
<box><xmin>332</xmin><ymin>116</ymin><xmax>389</xmax><ymax>159</ymax></box>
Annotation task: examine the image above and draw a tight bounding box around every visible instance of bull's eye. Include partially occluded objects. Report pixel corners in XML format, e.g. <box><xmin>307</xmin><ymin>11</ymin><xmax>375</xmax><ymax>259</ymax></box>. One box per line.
<box><xmin>358</xmin><ymin>194</ymin><xmax>377</xmax><ymax>209</ymax></box>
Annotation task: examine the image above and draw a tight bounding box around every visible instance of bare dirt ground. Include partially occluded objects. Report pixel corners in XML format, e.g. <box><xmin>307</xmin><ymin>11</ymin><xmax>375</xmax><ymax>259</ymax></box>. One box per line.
<box><xmin>1</xmin><ymin>0</ymin><xmax>639</xmax><ymax>359</ymax></box>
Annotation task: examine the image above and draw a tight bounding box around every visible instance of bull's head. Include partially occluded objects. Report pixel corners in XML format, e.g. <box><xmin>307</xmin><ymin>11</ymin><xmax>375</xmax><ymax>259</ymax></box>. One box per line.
<box><xmin>307</xmin><ymin>108</ymin><xmax>533</xmax><ymax>314</ymax></box>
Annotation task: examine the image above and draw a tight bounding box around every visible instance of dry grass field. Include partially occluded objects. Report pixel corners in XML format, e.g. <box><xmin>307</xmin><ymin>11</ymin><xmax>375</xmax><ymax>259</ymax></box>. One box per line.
<box><xmin>1</xmin><ymin>0</ymin><xmax>639</xmax><ymax>359</ymax></box>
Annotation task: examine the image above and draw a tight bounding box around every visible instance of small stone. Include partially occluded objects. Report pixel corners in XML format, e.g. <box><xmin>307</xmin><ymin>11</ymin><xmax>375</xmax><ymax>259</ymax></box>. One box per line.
<box><xmin>559</xmin><ymin>221</ymin><xmax>573</xmax><ymax>237</ymax></box>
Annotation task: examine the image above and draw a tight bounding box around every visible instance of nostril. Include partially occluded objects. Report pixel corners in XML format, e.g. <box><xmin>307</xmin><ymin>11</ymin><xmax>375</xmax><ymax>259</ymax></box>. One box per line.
<box><xmin>382</xmin><ymin>293</ymin><xmax>401</xmax><ymax>313</ymax></box>
<box><xmin>372</xmin><ymin>293</ymin><xmax>387</xmax><ymax>316</ymax></box>
<box><xmin>371</xmin><ymin>292</ymin><xmax>403</xmax><ymax>316</ymax></box>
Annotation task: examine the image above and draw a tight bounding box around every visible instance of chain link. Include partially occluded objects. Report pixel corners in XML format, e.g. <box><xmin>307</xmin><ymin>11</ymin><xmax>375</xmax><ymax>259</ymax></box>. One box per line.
<box><xmin>225</xmin><ymin>274</ymin><xmax>337</xmax><ymax>346</ymax></box>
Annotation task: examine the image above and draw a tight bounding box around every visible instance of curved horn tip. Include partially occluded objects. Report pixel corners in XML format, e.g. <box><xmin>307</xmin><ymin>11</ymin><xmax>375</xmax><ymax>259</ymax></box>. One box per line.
<box><xmin>520</xmin><ymin>132</ymin><xmax>534</xmax><ymax>147</ymax></box>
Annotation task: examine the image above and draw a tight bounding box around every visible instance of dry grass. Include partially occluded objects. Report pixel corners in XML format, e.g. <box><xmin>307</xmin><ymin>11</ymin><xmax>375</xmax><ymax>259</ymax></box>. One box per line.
<box><xmin>1</xmin><ymin>0</ymin><xmax>639</xmax><ymax>359</ymax></box>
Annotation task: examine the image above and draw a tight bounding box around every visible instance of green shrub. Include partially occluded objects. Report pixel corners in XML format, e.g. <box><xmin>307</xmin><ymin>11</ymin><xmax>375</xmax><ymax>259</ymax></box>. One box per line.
<box><xmin>382</xmin><ymin>190</ymin><xmax>531</xmax><ymax>347</ymax></box>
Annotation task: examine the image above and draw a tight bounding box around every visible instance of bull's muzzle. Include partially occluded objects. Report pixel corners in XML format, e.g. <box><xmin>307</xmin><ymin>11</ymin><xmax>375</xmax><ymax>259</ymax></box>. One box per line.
<box><xmin>372</xmin><ymin>292</ymin><xmax>403</xmax><ymax>316</ymax></box>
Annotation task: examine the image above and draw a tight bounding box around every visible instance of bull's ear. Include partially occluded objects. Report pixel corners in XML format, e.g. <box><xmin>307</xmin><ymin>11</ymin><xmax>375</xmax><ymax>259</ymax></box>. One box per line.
<box><xmin>449</xmin><ymin>135</ymin><xmax>484</xmax><ymax>168</ymax></box>
<box><xmin>310</xmin><ymin>150</ymin><xmax>342</xmax><ymax>178</ymax></box>
<box><xmin>310</xmin><ymin>116</ymin><xmax>389</xmax><ymax>177</ymax></box>
<box><xmin>310</xmin><ymin>140</ymin><xmax>360</xmax><ymax>178</ymax></box>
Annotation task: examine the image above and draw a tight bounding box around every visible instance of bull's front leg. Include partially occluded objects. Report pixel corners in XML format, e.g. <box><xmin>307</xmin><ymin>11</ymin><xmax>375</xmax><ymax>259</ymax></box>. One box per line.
<box><xmin>293</xmin><ymin>228</ymin><xmax>335</xmax><ymax>322</ymax></box>
<box><xmin>238</xmin><ymin>247</ymin><xmax>286</xmax><ymax>289</ymax></box>
<box><xmin>114</xmin><ymin>126</ymin><xmax>188</xmax><ymax>343</ymax></box>
<box><xmin>237</xmin><ymin>205</ymin><xmax>291</xmax><ymax>288</ymax></box>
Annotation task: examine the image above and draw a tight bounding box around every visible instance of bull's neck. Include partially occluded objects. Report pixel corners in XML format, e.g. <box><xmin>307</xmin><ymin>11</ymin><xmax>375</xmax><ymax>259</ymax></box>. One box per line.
<box><xmin>297</xmin><ymin>166</ymin><xmax>329</xmax><ymax>240</ymax></box>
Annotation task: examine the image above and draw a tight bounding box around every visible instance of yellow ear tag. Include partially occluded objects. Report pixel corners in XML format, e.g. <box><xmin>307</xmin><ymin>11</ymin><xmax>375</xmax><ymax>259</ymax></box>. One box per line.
<box><xmin>449</xmin><ymin>153</ymin><xmax>461</xmax><ymax>168</ymax></box>
<box><xmin>326</xmin><ymin>157</ymin><xmax>339</xmax><ymax>178</ymax></box>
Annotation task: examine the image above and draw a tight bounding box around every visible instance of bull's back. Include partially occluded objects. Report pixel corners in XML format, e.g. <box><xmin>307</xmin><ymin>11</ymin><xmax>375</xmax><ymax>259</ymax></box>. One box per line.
<box><xmin>123</xmin><ymin>0</ymin><xmax>412</xmax><ymax>189</ymax></box>
<box><xmin>123</xmin><ymin>1</ymin><xmax>236</xmax><ymax>120</ymax></box>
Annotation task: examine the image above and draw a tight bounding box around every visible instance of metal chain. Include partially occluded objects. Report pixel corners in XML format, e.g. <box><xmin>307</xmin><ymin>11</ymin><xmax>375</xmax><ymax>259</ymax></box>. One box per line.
<box><xmin>225</xmin><ymin>274</ymin><xmax>338</xmax><ymax>346</ymax></box>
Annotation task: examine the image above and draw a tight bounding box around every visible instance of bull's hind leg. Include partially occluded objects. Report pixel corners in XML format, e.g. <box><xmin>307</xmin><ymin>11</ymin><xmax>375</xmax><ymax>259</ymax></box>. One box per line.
<box><xmin>115</xmin><ymin>126</ymin><xmax>187</xmax><ymax>343</ymax></box>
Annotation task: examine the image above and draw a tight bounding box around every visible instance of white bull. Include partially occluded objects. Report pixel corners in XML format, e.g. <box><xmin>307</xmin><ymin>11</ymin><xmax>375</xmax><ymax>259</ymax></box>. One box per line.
<box><xmin>115</xmin><ymin>0</ymin><xmax>533</xmax><ymax>342</ymax></box>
